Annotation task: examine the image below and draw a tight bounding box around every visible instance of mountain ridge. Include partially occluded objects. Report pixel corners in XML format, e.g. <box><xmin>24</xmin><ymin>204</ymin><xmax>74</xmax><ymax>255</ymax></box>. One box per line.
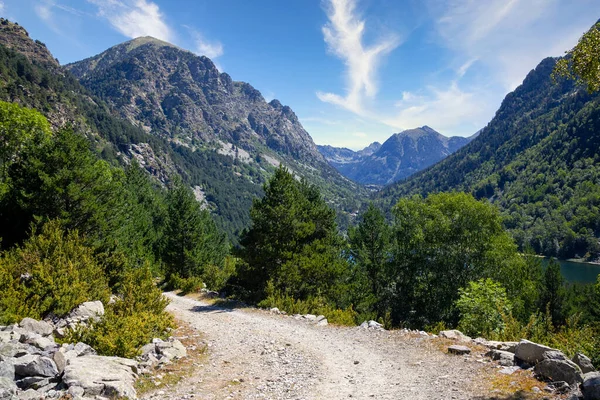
<box><xmin>318</xmin><ymin>126</ymin><xmax>474</xmax><ymax>185</ymax></box>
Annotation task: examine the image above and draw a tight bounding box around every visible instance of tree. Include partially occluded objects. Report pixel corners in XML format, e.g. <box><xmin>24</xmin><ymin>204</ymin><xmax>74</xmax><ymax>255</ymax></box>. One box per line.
<box><xmin>348</xmin><ymin>203</ymin><xmax>391</xmax><ymax>318</ymax></box>
<box><xmin>553</xmin><ymin>22</ymin><xmax>600</xmax><ymax>93</ymax></box>
<box><xmin>539</xmin><ymin>259</ymin><xmax>566</xmax><ymax>325</ymax></box>
<box><xmin>163</xmin><ymin>178</ymin><xmax>228</xmax><ymax>279</ymax></box>
<box><xmin>388</xmin><ymin>192</ymin><xmax>522</xmax><ymax>327</ymax></box>
<box><xmin>456</xmin><ymin>279</ymin><xmax>513</xmax><ymax>338</ymax></box>
<box><xmin>0</xmin><ymin>101</ymin><xmax>51</xmax><ymax>179</ymax></box>
<box><xmin>236</xmin><ymin>166</ymin><xmax>347</xmax><ymax>303</ymax></box>
<box><xmin>0</xmin><ymin>128</ymin><xmax>129</xmax><ymax>250</ymax></box>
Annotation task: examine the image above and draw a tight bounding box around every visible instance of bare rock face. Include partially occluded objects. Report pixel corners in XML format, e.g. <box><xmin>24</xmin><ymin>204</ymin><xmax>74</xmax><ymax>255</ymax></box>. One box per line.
<box><xmin>439</xmin><ymin>330</ymin><xmax>471</xmax><ymax>342</ymax></box>
<box><xmin>573</xmin><ymin>353</ymin><xmax>596</xmax><ymax>374</ymax></box>
<box><xmin>62</xmin><ymin>355</ymin><xmax>138</xmax><ymax>399</ymax></box>
<box><xmin>534</xmin><ymin>358</ymin><xmax>583</xmax><ymax>385</ymax></box>
<box><xmin>19</xmin><ymin>318</ymin><xmax>53</xmax><ymax>337</ymax></box>
<box><xmin>514</xmin><ymin>339</ymin><xmax>557</xmax><ymax>365</ymax></box>
<box><xmin>582</xmin><ymin>372</ymin><xmax>600</xmax><ymax>400</ymax></box>
<box><xmin>12</xmin><ymin>355</ymin><xmax>58</xmax><ymax>378</ymax></box>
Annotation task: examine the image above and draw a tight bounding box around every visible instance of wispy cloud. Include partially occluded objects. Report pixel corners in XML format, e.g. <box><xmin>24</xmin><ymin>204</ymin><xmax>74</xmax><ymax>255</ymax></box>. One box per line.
<box><xmin>429</xmin><ymin>0</ymin><xmax>600</xmax><ymax>90</ymax></box>
<box><xmin>384</xmin><ymin>82</ymin><xmax>488</xmax><ymax>135</ymax></box>
<box><xmin>87</xmin><ymin>0</ymin><xmax>173</xmax><ymax>43</ymax></box>
<box><xmin>316</xmin><ymin>0</ymin><xmax>400</xmax><ymax>115</ymax></box>
<box><xmin>0</xmin><ymin>1</ymin><xmax>5</xmax><ymax>14</ymax></box>
<box><xmin>185</xmin><ymin>26</ymin><xmax>223</xmax><ymax>59</ymax></box>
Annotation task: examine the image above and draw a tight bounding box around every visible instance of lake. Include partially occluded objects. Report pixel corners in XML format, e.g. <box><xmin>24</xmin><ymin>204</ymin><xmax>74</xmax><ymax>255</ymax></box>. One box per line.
<box><xmin>543</xmin><ymin>259</ymin><xmax>600</xmax><ymax>284</ymax></box>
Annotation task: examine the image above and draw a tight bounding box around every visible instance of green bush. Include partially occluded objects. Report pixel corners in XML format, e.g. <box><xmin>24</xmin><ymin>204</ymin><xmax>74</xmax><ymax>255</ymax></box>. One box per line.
<box><xmin>167</xmin><ymin>273</ymin><xmax>204</xmax><ymax>295</ymax></box>
<box><xmin>202</xmin><ymin>256</ymin><xmax>236</xmax><ymax>291</ymax></box>
<box><xmin>65</xmin><ymin>266</ymin><xmax>174</xmax><ymax>358</ymax></box>
<box><xmin>258</xmin><ymin>282</ymin><xmax>357</xmax><ymax>326</ymax></box>
<box><xmin>0</xmin><ymin>221</ymin><xmax>110</xmax><ymax>324</ymax></box>
<box><xmin>456</xmin><ymin>278</ymin><xmax>512</xmax><ymax>337</ymax></box>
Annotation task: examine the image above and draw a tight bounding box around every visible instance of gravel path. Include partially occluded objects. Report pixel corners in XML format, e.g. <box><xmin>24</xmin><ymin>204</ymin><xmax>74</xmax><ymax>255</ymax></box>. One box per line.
<box><xmin>144</xmin><ymin>292</ymin><xmax>488</xmax><ymax>400</ymax></box>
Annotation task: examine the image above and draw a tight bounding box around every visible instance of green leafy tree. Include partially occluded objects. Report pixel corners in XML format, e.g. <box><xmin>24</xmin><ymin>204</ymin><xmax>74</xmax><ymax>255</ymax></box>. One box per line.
<box><xmin>553</xmin><ymin>22</ymin><xmax>600</xmax><ymax>93</ymax></box>
<box><xmin>0</xmin><ymin>101</ymin><xmax>51</xmax><ymax>179</ymax></box>
<box><xmin>348</xmin><ymin>203</ymin><xmax>391</xmax><ymax>318</ymax></box>
<box><xmin>163</xmin><ymin>178</ymin><xmax>228</xmax><ymax>279</ymax></box>
<box><xmin>388</xmin><ymin>192</ymin><xmax>522</xmax><ymax>327</ymax></box>
<box><xmin>236</xmin><ymin>166</ymin><xmax>348</xmax><ymax>303</ymax></box>
<box><xmin>456</xmin><ymin>278</ymin><xmax>513</xmax><ymax>337</ymax></box>
<box><xmin>539</xmin><ymin>259</ymin><xmax>566</xmax><ymax>325</ymax></box>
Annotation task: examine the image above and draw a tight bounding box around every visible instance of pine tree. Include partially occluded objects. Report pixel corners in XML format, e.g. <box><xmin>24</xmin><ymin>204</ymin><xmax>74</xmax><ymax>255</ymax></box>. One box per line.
<box><xmin>539</xmin><ymin>259</ymin><xmax>566</xmax><ymax>325</ymax></box>
<box><xmin>163</xmin><ymin>178</ymin><xmax>228</xmax><ymax>279</ymax></box>
<box><xmin>237</xmin><ymin>166</ymin><xmax>347</xmax><ymax>302</ymax></box>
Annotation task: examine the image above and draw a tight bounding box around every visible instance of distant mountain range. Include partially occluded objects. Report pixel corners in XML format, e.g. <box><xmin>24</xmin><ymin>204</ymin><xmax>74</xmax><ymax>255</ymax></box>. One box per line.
<box><xmin>318</xmin><ymin>126</ymin><xmax>476</xmax><ymax>185</ymax></box>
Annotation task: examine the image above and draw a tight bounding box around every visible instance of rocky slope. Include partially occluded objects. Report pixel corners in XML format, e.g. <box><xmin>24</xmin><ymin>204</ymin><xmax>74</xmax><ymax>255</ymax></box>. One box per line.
<box><xmin>319</xmin><ymin>126</ymin><xmax>473</xmax><ymax>185</ymax></box>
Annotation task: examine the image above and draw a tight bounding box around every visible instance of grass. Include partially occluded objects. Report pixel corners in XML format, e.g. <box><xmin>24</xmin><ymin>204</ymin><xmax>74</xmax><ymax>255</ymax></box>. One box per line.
<box><xmin>135</xmin><ymin>318</ymin><xmax>208</xmax><ymax>397</ymax></box>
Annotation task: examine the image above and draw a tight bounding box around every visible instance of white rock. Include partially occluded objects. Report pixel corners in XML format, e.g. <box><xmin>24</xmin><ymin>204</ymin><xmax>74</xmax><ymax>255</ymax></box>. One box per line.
<box><xmin>13</xmin><ymin>354</ymin><xmax>59</xmax><ymax>377</ymax></box>
<box><xmin>19</xmin><ymin>318</ymin><xmax>53</xmax><ymax>337</ymax></box>
<box><xmin>514</xmin><ymin>339</ymin><xmax>557</xmax><ymax>365</ymax></box>
<box><xmin>69</xmin><ymin>301</ymin><xmax>105</xmax><ymax>322</ymax></box>
<box><xmin>439</xmin><ymin>330</ymin><xmax>471</xmax><ymax>342</ymax></box>
<box><xmin>63</xmin><ymin>355</ymin><xmax>138</xmax><ymax>399</ymax></box>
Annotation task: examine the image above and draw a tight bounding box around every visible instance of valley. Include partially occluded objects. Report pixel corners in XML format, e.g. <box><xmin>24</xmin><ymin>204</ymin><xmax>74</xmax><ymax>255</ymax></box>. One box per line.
<box><xmin>0</xmin><ymin>6</ymin><xmax>599</xmax><ymax>400</ymax></box>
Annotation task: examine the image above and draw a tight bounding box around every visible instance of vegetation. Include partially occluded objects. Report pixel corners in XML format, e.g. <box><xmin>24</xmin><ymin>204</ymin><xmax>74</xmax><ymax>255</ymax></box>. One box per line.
<box><xmin>554</xmin><ymin>22</ymin><xmax>600</xmax><ymax>93</ymax></box>
<box><xmin>377</xmin><ymin>47</ymin><xmax>600</xmax><ymax>261</ymax></box>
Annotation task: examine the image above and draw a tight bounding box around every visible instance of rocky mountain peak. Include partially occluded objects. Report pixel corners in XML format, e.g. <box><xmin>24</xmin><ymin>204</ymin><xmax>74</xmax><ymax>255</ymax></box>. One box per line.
<box><xmin>0</xmin><ymin>18</ymin><xmax>58</xmax><ymax>67</ymax></box>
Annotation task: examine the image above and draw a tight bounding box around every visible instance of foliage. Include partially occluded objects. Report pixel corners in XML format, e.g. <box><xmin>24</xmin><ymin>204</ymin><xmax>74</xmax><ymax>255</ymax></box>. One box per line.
<box><xmin>348</xmin><ymin>203</ymin><xmax>391</xmax><ymax>319</ymax></box>
<box><xmin>258</xmin><ymin>283</ymin><xmax>357</xmax><ymax>326</ymax></box>
<box><xmin>0</xmin><ymin>101</ymin><xmax>50</xmax><ymax>178</ymax></box>
<box><xmin>163</xmin><ymin>178</ymin><xmax>229</xmax><ymax>279</ymax></box>
<box><xmin>553</xmin><ymin>22</ymin><xmax>600</xmax><ymax>93</ymax></box>
<box><xmin>539</xmin><ymin>260</ymin><xmax>566</xmax><ymax>325</ymax></box>
<box><xmin>65</xmin><ymin>266</ymin><xmax>174</xmax><ymax>358</ymax></box>
<box><xmin>0</xmin><ymin>221</ymin><xmax>110</xmax><ymax>324</ymax></box>
<box><xmin>376</xmin><ymin>53</ymin><xmax>600</xmax><ymax>260</ymax></box>
<box><xmin>456</xmin><ymin>279</ymin><xmax>513</xmax><ymax>337</ymax></box>
<box><xmin>167</xmin><ymin>273</ymin><xmax>204</xmax><ymax>295</ymax></box>
<box><xmin>236</xmin><ymin>166</ymin><xmax>349</xmax><ymax>303</ymax></box>
<box><xmin>388</xmin><ymin>192</ymin><xmax>522</xmax><ymax>327</ymax></box>
<box><xmin>202</xmin><ymin>256</ymin><xmax>237</xmax><ymax>292</ymax></box>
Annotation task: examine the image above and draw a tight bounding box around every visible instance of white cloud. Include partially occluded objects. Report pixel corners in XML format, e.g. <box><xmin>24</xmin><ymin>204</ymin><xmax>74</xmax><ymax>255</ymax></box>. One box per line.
<box><xmin>34</xmin><ymin>2</ymin><xmax>52</xmax><ymax>22</ymax></box>
<box><xmin>186</xmin><ymin>27</ymin><xmax>223</xmax><ymax>59</ymax></box>
<box><xmin>429</xmin><ymin>0</ymin><xmax>600</xmax><ymax>90</ymax></box>
<box><xmin>317</xmin><ymin>0</ymin><xmax>400</xmax><ymax>114</ymax></box>
<box><xmin>0</xmin><ymin>1</ymin><xmax>5</xmax><ymax>14</ymax></box>
<box><xmin>384</xmin><ymin>82</ymin><xmax>489</xmax><ymax>136</ymax></box>
<box><xmin>87</xmin><ymin>0</ymin><xmax>173</xmax><ymax>42</ymax></box>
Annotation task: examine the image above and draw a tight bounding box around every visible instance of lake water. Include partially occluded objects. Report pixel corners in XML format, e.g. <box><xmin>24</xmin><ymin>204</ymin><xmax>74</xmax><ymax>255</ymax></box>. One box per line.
<box><xmin>543</xmin><ymin>259</ymin><xmax>600</xmax><ymax>284</ymax></box>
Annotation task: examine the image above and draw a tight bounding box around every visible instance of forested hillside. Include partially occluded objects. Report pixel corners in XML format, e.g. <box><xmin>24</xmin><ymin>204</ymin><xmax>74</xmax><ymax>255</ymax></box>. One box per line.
<box><xmin>0</xmin><ymin>19</ymin><xmax>364</xmax><ymax>240</ymax></box>
<box><xmin>377</xmin><ymin>56</ymin><xmax>600</xmax><ymax>260</ymax></box>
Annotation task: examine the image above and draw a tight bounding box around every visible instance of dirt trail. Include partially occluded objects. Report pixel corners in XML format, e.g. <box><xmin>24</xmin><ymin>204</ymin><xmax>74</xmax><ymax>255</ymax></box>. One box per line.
<box><xmin>143</xmin><ymin>292</ymin><xmax>488</xmax><ymax>400</ymax></box>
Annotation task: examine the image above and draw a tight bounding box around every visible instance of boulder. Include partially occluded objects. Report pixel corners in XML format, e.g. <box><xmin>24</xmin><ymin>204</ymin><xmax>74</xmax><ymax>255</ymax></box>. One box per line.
<box><xmin>0</xmin><ymin>333</ymin><xmax>11</xmax><ymax>344</ymax></box>
<box><xmin>156</xmin><ymin>340</ymin><xmax>186</xmax><ymax>360</ymax></box>
<box><xmin>317</xmin><ymin>318</ymin><xmax>328</xmax><ymax>326</ymax></box>
<box><xmin>515</xmin><ymin>339</ymin><xmax>557</xmax><ymax>365</ymax></box>
<box><xmin>73</xmin><ymin>342</ymin><xmax>96</xmax><ymax>357</ymax></box>
<box><xmin>0</xmin><ymin>343</ymin><xmax>25</xmax><ymax>359</ymax></box>
<box><xmin>486</xmin><ymin>349</ymin><xmax>515</xmax><ymax>366</ymax></box>
<box><xmin>0</xmin><ymin>357</ymin><xmax>14</xmax><ymax>381</ymax></box>
<box><xmin>52</xmin><ymin>351</ymin><xmax>66</xmax><ymax>374</ymax></box>
<box><xmin>303</xmin><ymin>314</ymin><xmax>317</xmax><ymax>321</ymax></box>
<box><xmin>0</xmin><ymin>377</ymin><xmax>16</xmax><ymax>399</ymax></box>
<box><xmin>582</xmin><ymin>372</ymin><xmax>600</xmax><ymax>400</ymax></box>
<box><xmin>140</xmin><ymin>343</ymin><xmax>156</xmax><ymax>357</ymax></box>
<box><xmin>69</xmin><ymin>301</ymin><xmax>105</xmax><ymax>322</ymax></box>
<box><xmin>573</xmin><ymin>353</ymin><xmax>596</xmax><ymax>374</ymax></box>
<box><xmin>13</xmin><ymin>354</ymin><xmax>59</xmax><ymax>378</ymax></box>
<box><xmin>448</xmin><ymin>345</ymin><xmax>471</xmax><ymax>355</ymax></box>
<box><xmin>440</xmin><ymin>330</ymin><xmax>471</xmax><ymax>342</ymax></box>
<box><xmin>359</xmin><ymin>321</ymin><xmax>369</xmax><ymax>329</ymax></box>
<box><xmin>543</xmin><ymin>350</ymin><xmax>569</xmax><ymax>361</ymax></box>
<box><xmin>63</xmin><ymin>355</ymin><xmax>138</xmax><ymax>399</ymax></box>
<box><xmin>19</xmin><ymin>318</ymin><xmax>53</xmax><ymax>337</ymax></box>
<box><xmin>20</xmin><ymin>332</ymin><xmax>56</xmax><ymax>350</ymax></box>
<box><xmin>368</xmin><ymin>320</ymin><xmax>383</xmax><ymax>329</ymax></box>
<box><xmin>534</xmin><ymin>358</ymin><xmax>583</xmax><ymax>385</ymax></box>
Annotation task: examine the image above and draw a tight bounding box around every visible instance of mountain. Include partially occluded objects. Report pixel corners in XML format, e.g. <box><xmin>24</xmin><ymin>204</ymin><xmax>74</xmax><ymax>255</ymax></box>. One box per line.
<box><xmin>0</xmin><ymin>20</ymin><xmax>365</xmax><ymax>240</ymax></box>
<box><xmin>318</xmin><ymin>126</ymin><xmax>473</xmax><ymax>185</ymax></box>
<box><xmin>376</xmin><ymin>56</ymin><xmax>600</xmax><ymax>260</ymax></box>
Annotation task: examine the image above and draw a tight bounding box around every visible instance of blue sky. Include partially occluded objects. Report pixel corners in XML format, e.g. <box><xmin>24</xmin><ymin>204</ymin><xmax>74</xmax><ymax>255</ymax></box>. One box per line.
<box><xmin>3</xmin><ymin>0</ymin><xmax>600</xmax><ymax>149</ymax></box>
